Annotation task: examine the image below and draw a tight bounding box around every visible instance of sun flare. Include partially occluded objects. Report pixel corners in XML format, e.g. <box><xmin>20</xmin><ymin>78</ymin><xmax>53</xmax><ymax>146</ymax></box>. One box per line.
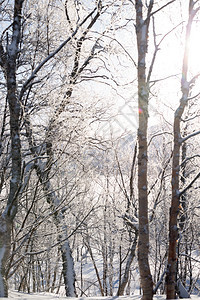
<box><xmin>188</xmin><ymin>25</ymin><xmax>200</xmax><ymax>74</ymax></box>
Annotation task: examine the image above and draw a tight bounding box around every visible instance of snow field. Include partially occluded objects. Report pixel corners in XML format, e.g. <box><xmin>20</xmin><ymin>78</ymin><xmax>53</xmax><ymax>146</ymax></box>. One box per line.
<box><xmin>5</xmin><ymin>290</ymin><xmax>200</xmax><ymax>299</ymax></box>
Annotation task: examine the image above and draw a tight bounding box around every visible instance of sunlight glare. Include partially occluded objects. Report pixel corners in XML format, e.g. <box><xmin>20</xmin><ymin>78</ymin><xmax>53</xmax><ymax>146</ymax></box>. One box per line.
<box><xmin>188</xmin><ymin>25</ymin><xmax>200</xmax><ymax>74</ymax></box>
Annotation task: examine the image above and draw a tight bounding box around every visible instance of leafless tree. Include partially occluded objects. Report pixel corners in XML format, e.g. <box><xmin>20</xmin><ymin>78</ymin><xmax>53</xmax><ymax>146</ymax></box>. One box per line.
<box><xmin>166</xmin><ymin>1</ymin><xmax>200</xmax><ymax>298</ymax></box>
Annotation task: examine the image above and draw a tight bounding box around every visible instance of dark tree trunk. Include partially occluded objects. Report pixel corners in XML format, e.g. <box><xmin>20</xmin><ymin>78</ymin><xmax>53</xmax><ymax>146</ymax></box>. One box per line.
<box><xmin>135</xmin><ymin>1</ymin><xmax>154</xmax><ymax>299</ymax></box>
<box><xmin>0</xmin><ymin>1</ymin><xmax>23</xmax><ymax>296</ymax></box>
<box><xmin>166</xmin><ymin>1</ymin><xmax>198</xmax><ymax>298</ymax></box>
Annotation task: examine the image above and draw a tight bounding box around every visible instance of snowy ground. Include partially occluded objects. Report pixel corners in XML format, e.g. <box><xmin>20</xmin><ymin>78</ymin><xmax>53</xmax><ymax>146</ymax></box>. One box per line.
<box><xmin>3</xmin><ymin>291</ymin><xmax>200</xmax><ymax>300</ymax></box>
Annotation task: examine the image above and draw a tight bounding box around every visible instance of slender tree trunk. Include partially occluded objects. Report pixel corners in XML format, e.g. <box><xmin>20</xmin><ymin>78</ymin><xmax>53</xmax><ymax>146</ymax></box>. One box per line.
<box><xmin>103</xmin><ymin>202</ymin><xmax>108</xmax><ymax>296</ymax></box>
<box><xmin>178</xmin><ymin>130</ymin><xmax>188</xmax><ymax>288</ymax></box>
<box><xmin>135</xmin><ymin>1</ymin><xmax>153</xmax><ymax>299</ymax></box>
<box><xmin>37</xmin><ymin>173</ymin><xmax>77</xmax><ymax>297</ymax></box>
<box><xmin>166</xmin><ymin>116</ymin><xmax>182</xmax><ymax>299</ymax></box>
<box><xmin>166</xmin><ymin>1</ymin><xmax>199</xmax><ymax>298</ymax></box>
<box><xmin>84</xmin><ymin>237</ymin><xmax>104</xmax><ymax>296</ymax></box>
<box><xmin>0</xmin><ymin>1</ymin><xmax>24</xmax><ymax>296</ymax></box>
<box><xmin>0</xmin><ymin>218</ymin><xmax>12</xmax><ymax>297</ymax></box>
<box><xmin>60</xmin><ymin>234</ymin><xmax>77</xmax><ymax>296</ymax></box>
<box><xmin>117</xmin><ymin>231</ymin><xmax>138</xmax><ymax>296</ymax></box>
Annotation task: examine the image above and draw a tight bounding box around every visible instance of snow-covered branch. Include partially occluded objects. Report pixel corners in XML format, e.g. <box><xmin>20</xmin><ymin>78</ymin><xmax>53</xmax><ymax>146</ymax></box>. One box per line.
<box><xmin>180</xmin><ymin>130</ymin><xmax>200</xmax><ymax>144</ymax></box>
<box><xmin>180</xmin><ymin>154</ymin><xmax>200</xmax><ymax>166</ymax></box>
<box><xmin>179</xmin><ymin>171</ymin><xmax>200</xmax><ymax>197</ymax></box>
<box><xmin>19</xmin><ymin>6</ymin><xmax>98</xmax><ymax>101</ymax></box>
<box><xmin>145</xmin><ymin>0</ymin><xmax>176</xmax><ymax>21</ymax></box>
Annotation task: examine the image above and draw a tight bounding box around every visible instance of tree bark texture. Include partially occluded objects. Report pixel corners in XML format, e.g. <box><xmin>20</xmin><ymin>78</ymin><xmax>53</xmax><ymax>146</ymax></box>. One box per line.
<box><xmin>135</xmin><ymin>1</ymin><xmax>153</xmax><ymax>299</ymax></box>
<box><xmin>0</xmin><ymin>1</ymin><xmax>23</xmax><ymax>296</ymax></box>
<box><xmin>0</xmin><ymin>217</ymin><xmax>12</xmax><ymax>297</ymax></box>
<box><xmin>166</xmin><ymin>1</ymin><xmax>198</xmax><ymax>298</ymax></box>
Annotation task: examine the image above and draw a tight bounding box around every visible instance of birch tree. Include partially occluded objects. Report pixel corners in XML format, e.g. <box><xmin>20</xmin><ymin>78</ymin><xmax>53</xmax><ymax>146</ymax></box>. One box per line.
<box><xmin>135</xmin><ymin>1</ymin><xmax>154</xmax><ymax>298</ymax></box>
<box><xmin>166</xmin><ymin>1</ymin><xmax>200</xmax><ymax>298</ymax></box>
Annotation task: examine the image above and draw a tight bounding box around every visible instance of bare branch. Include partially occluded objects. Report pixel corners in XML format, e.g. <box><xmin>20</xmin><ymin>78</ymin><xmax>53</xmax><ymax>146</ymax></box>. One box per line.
<box><xmin>148</xmin><ymin>131</ymin><xmax>172</xmax><ymax>147</ymax></box>
<box><xmin>149</xmin><ymin>151</ymin><xmax>173</xmax><ymax>223</ymax></box>
<box><xmin>150</xmin><ymin>73</ymin><xmax>180</xmax><ymax>85</ymax></box>
<box><xmin>145</xmin><ymin>0</ymin><xmax>176</xmax><ymax>22</ymax></box>
<box><xmin>179</xmin><ymin>171</ymin><xmax>200</xmax><ymax>197</ymax></box>
<box><xmin>180</xmin><ymin>154</ymin><xmax>200</xmax><ymax>166</ymax></box>
<box><xmin>114</xmin><ymin>150</ymin><xmax>130</xmax><ymax>205</ymax></box>
<box><xmin>130</xmin><ymin>142</ymin><xmax>137</xmax><ymax>204</ymax></box>
<box><xmin>180</xmin><ymin>253</ymin><xmax>200</xmax><ymax>264</ymax></box>
<box><xmin>180</xmin><ymin>130</ymin><xmax>200</xmax><ymax>143</ymax></box>
<box><xmin>148</xmin><ymin>22</ymin><xmax>183</xmax><ymax>82</ymax></box>
<box><xmin>181</xmin><ymin>113</ymin><xmax>200</xmax><ymax>122</ymax></box>
<box><xmin>24</xmin><ymin>206</ymin><xmax>95</xmax><ymax>256</ymax></box>
<box><xmin>19</xmin><ymin>6</ymin><xmax>98</xmax><ymax>102</ymax></box>
<box><xmin>153</xmin><ymin>268</ymin><xmax>167</xmax><ymax>294</ymax></box>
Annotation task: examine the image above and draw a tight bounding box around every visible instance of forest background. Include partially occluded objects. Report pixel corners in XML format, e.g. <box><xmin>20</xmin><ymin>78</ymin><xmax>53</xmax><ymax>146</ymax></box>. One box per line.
<box><xmin>0</xmin><ymin>0</ymin><xmax>200</xmax><ymax>299</ymax></box>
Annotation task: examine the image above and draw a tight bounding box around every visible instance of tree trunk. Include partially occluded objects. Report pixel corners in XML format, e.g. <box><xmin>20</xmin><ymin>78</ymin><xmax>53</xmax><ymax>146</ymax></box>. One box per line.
<box><xmin>60</xmin><ymin>236</ymin><xmax>77</xmax><ymax>296</ymax></box>
<box><xmin>135</xmin><ymin>1</ymin><xmax>153</xmax><ymax>299</ymax></box>
<box><xmin>0</xmin><ymin>217</ymin><xmax>12</xmax><ymax>297</ymax></box>
<box><xmin>166</xmin><ymin>1</ymin><xmax>198</xmax><ymax>298</ymax></box>
<box><xmin>84</xmin><ymin>237</ymin><xmax>104</xmax><ymax>296</ymax></box>
<box><xmin>117</xmin><ymin>231</ymin><xmax>138</xmax><ymax>296</ymax></box>
<box><xmin>178</xmin><ymin>128</ymin><xmax>188</xmax><ymax>289</ymax></box>
<box><xmin>0</xmin><ymin>1</ymin><xmax>23</xmax><ymax>296</ymax></box>
<box><xmin>166</xmin><ymin>116</ymin><xmax>182</xmax><ymax>299</ymax></box>
<box><xmin>37</xmin><ymin>172</ymin><xmax>77</xmax><ymax>297</ymax></box>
